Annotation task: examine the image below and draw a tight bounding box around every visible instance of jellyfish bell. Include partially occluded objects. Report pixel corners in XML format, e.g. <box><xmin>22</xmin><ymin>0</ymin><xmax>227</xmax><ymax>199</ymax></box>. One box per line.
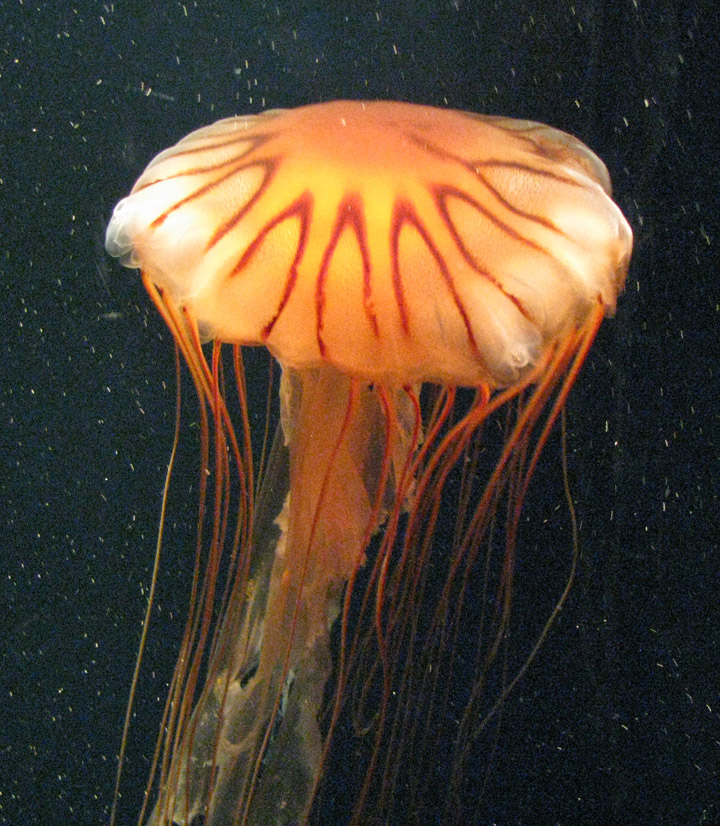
<box><xmin>105</xmin><ymin>100</ymin><xmax>632</xmax><ymax>825</ymax></box>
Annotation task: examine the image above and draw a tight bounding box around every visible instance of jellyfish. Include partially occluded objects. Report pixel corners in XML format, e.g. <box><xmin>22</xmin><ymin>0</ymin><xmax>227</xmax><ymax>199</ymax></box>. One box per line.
<box><xmin>105</xmin><ymin>100</ymin><xmax>632</xmax><ymax>826</ymax></box>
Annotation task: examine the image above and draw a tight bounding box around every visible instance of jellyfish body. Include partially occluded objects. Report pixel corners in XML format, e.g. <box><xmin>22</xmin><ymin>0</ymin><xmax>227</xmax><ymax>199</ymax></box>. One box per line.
<box><xmin>106</xmin><ymin>101</ymin><xmax>632</xmax><ymax>825</ymax></box>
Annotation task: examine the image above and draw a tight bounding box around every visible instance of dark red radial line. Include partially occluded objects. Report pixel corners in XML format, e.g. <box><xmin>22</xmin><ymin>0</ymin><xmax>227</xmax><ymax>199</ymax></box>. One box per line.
<box><xmin>459</xmin><ymin>112</ymin><xmax>559</xmax><ymax>150</ymax></box>
<box><xmin>432</xmin><ymin>186</ymin><xmax>536</xmax><ymax>324</ymax></box>
<box><xmin>433</xmin><ymin>183</ymin><xmax>554</xmax><ymax>253</ymax></box>
<box><xmin>469</xmin><ymin>164</ymin><xmax>569</xmax><ymax>233</ymax></box>
<box><xmin>136</xmin><ymin>132</ymin><xmax>273</xmax><ymax>195</ymax></box>
<box><xmin>207</xmin><ymin>158</ymin><xmax>280</xmax><ymax>249</ymax></box>
<box><xmin>390</xmin><ymin>198</ymin><xmax>483</xmax><ymax>364</ymax></box>
<box><xmin>150</xmin><ymin>159</ymin><xmax>279</xmax><ymax>252</ymax></box>
<box><xmin>148</xmin><ymin>130</ymin><xmax>273</xmax><ymax>173</ymax></box>
<box><xmin>457</xmin><ymin>112</ymin><xmax>597</xmax><ymax>179</ymax></box>
<box><xmin>315</xmin><ymin>193</ymin><xmax>378</xmax><ymax>360</ymax></box>
<box><xmin>389</xmin><ymin>204</ymin><xmax>411</xmax><ymax>335</ymax></box>
<box><xmin>222</xmin><ymin>190</ymin><xmax>314</xmax><ymax>342</ymax></box>
<box><xmin>140</xmin><ymin>155</ymin><xmax>252</xmax><ymax>200</ymax></box>
<box><xmin>483</xmin><ymin>169</ymin><xmax>575</xmax><ymax>233</ymax></box>
<box><xmin>404</xmin><ymin>132</ymin><xmax>577</xmax><ymax>233</ymax></box>
<box><xmin>474</xmin><ymin>158</ymin><xmax>585</xmax><ymax>189</ymax></box>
